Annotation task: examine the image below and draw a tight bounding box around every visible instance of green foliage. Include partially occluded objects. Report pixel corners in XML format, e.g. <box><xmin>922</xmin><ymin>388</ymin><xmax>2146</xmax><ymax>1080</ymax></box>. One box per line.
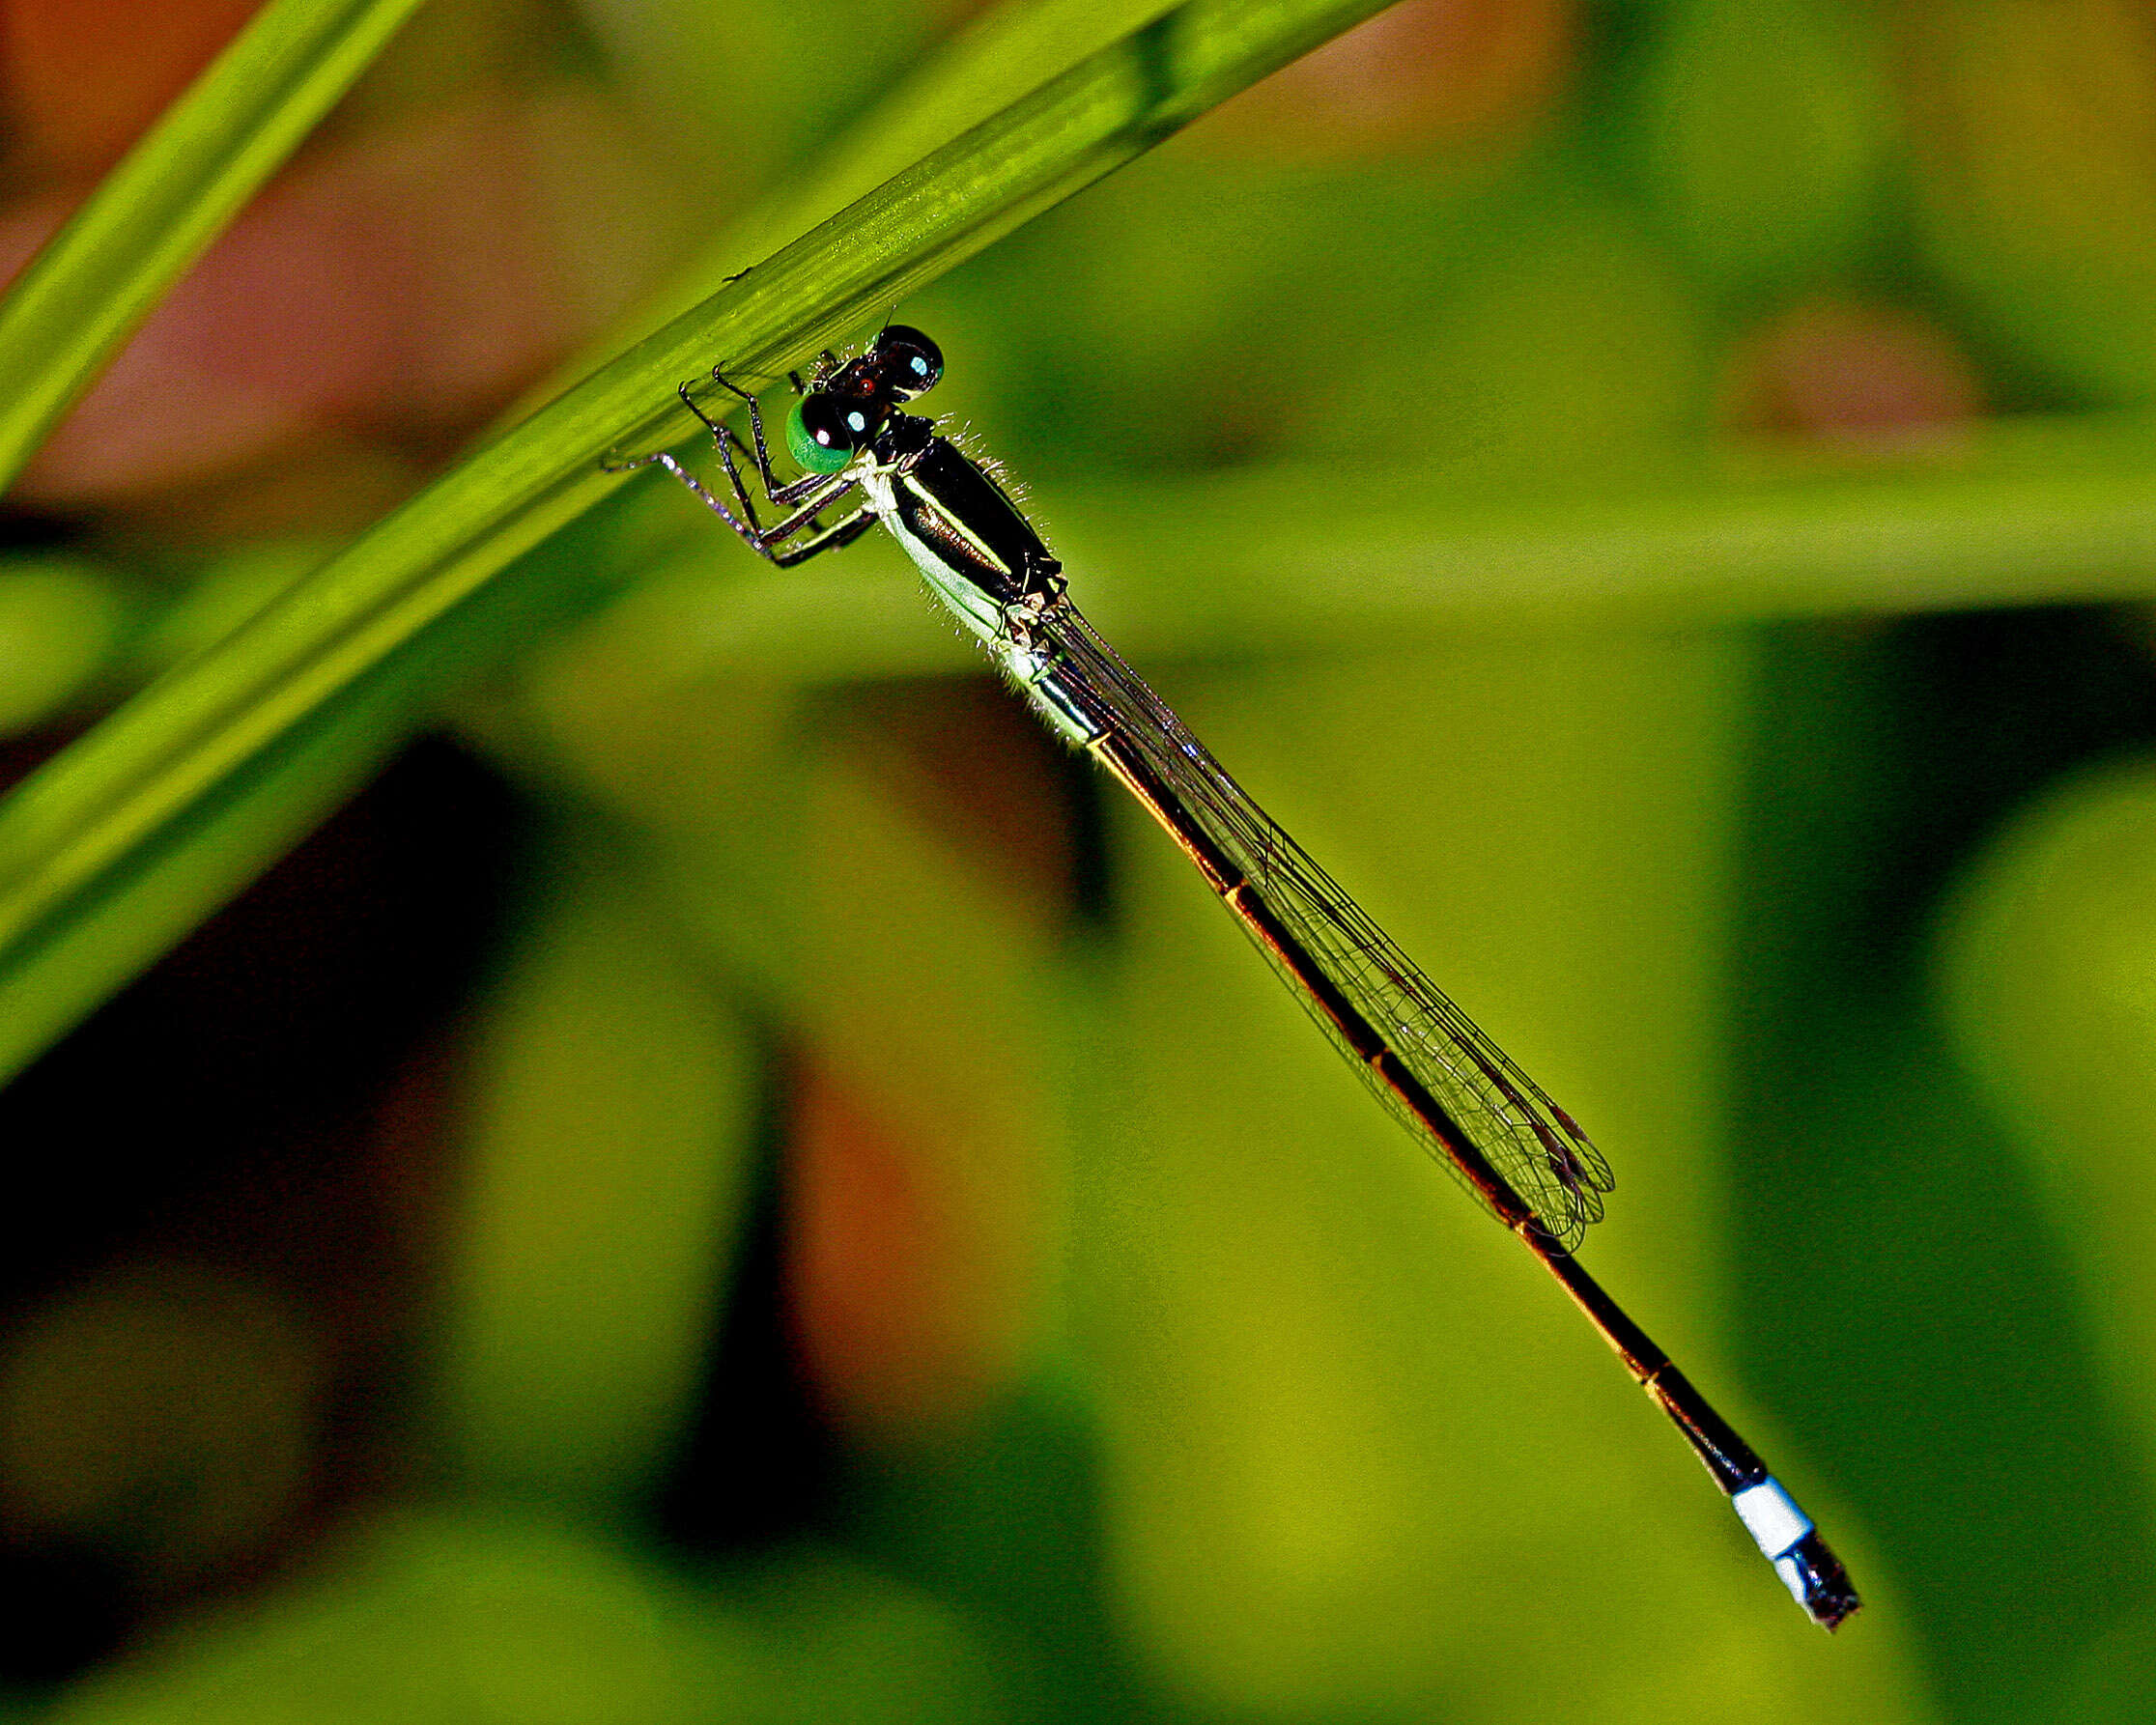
<box><xmin>0</xmin><ymin>0</ymin><xmax>430</xmax><ymax>484</ymax></box>
<box><xmin>51</xmin><ymin>1511</ymin><xmax>1001</xmax><ymax>1725</ymax></box>
<box><xmin>1622</xmin><ymin>0</ymin><xmax>1897</xmax><ymax>297</ymax></box>
<box><xmin>0</xmin><ymin>0</ymin><xmax>1400</xmax><ymax>1083</ymax></box>
<box><xmin>8</xmin><ymin>4</ymin><xmax>2156</xmax><ymax>1721</ymax></box>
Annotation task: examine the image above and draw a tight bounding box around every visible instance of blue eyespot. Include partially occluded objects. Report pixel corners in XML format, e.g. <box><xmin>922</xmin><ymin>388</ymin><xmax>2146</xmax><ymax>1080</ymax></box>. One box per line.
<box><xmin>872</xmin><ymin>326</ymin><xmax>944</xmax><ymax>400</ymax></box>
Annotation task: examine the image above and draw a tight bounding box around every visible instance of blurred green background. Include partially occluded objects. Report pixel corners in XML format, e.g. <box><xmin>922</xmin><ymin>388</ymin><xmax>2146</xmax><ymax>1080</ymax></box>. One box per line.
<box><xmin>1</xmin><ymin>0</ymin><xmax>2154</xmax><ymax>1719</ymax></box>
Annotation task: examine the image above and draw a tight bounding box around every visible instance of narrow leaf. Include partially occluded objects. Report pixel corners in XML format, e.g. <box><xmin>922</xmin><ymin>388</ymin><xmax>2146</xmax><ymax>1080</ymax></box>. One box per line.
<box><xmin>0</xmin><ymin>0</ymin><xmax>426</xmax><ymax>483</ymax></box>
<box><xmin>0</xmin><ymin>0</ymin><xmax>1401</xmax><ymax>1081</ymax></box>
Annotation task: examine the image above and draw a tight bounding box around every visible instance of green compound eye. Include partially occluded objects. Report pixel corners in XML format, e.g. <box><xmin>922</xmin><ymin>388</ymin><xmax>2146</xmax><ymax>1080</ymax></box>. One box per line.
<box><xmin>788</xmin><ymin>394</ymin><xmax>874</xmax><ymax>473</ymax></box>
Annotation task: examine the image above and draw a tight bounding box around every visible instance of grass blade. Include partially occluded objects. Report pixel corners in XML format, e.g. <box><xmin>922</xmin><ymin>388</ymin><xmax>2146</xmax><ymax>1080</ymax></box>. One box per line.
<box><xmin>0</xmin><ymin>0</ymin><xmax>426</xmax><ymax>484</ymax></box>
<box><xmin>581</xmin><ymin>413</ymin><xmax>2156</xmax><ymax>691</ymax></box>
<box><xmin>0</xmin><ymin>0</ymin><xmax>1401</xmax><ymax>1081</ymax></box>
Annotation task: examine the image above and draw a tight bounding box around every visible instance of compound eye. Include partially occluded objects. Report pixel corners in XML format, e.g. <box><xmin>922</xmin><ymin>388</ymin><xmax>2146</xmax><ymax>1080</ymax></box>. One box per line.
<box><xmin>873</xmin><ymin>325</ymin><xmax>944</xmax><ymax>399</ymax></box>
<box><xmin>788</xmin><ymin>392</ymin><xmax>879</xmax><ymax>473</ymax></box>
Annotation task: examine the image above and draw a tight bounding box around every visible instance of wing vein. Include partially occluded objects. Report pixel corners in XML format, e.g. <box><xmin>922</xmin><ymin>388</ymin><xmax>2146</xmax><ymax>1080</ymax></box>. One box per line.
<box><xmin>1035</xmin><ymin>599</ymin><xmax>1612</xmax><ymax>1251</ymax></box>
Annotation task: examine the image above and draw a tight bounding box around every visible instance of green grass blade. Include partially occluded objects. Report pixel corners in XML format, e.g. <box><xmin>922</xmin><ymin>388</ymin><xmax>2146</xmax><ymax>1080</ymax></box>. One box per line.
<box><xmin>0</xmin><ymin>500</ymin><xmax>652</xmax><ymax>1083</ymax></box>
<box><xmin>0</xmin><ymin>0</ymin><xmax>1401</xmax><ymax>1082</ymax></box>
<box><xmin>997</xmin><ymin>417</ymin><xmax>2156</xmax><ymax>647</ymax></box>
<box><xmin>601</xmin><ymin>0</ymin><xmax>1188</xmax><ymax>344</ymax></box>
<box><xmin>0</xmin><ymin>0</ymin><xmax>426</xmax><ymax>485</ymax></box>
<box><xmin>562</xmin><ymin>414</ymin><xmax>2156</xmax><ymax>693</ymax></box>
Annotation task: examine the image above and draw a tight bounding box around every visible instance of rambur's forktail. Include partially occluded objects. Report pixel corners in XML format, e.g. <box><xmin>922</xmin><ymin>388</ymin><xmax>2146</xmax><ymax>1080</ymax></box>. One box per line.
<box><xmin>606</xmin><ymin>325</ymin><xmax>1862</xmax><ymax>1630</ymax></box>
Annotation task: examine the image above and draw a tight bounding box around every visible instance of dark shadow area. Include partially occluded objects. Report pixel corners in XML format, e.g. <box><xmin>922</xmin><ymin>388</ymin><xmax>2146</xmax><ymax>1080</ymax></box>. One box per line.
<box><xmin>838</xmin><ymin>1386</ymin><xmax>1167</xmax><ymax>1725</ymax></box>
<box><xmin>651</xmin><ymin>1046</ymin><xmax>843</xmax><ymax>1552</ymax></box>
<box><xmin>1731</xmin><ymin>609</ymin><xmax>2156</xmax><ymax>1725</ymax></box>
<box><xmin>0</xmin><ymin>734</ymin><xmax>525</xmax><ymax>1683</ymax></box>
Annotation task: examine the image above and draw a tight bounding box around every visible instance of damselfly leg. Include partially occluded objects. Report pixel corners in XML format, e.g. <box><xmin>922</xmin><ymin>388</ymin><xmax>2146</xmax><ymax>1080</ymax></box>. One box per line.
<box><xmin>703</xmin><ymin>374</ymin><xmax>828</xmax><ymax>508</ymax></box>
<box><xmin>604</xmin><ymin>378</ymin><xmax>875</xmax><ymax>568</ymax></box>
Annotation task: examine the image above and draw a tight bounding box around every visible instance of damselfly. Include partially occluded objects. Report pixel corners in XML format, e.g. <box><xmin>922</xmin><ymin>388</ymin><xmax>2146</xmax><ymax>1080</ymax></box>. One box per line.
<box><xmin>606</xmin><ymin>325</ymin><xmax>1861</xmax><ymax>1630</ymax></box>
